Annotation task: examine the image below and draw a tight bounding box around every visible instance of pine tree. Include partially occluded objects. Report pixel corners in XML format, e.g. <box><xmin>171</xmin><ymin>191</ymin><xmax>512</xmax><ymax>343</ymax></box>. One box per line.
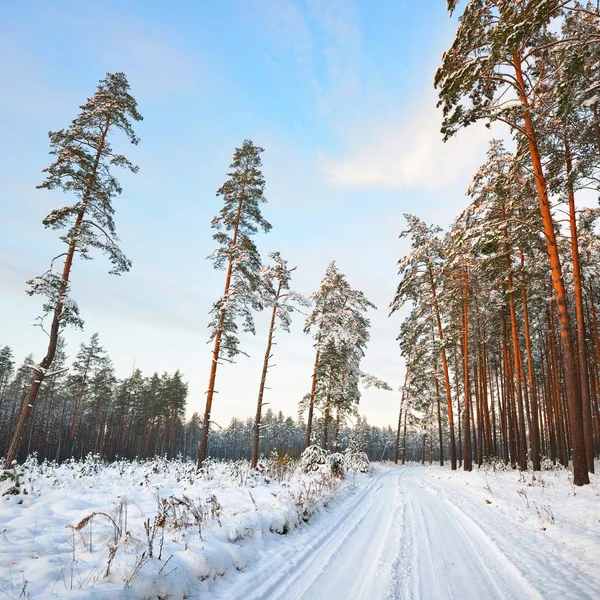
<box><xmin>0</xmin><ymin>346</ymin><xmax>15</xmax><ymax>453</ymax></box>
<box><xmin>251</xmin><ymin>252</ymin><xmax>307</xmax><ymax>468</ymax></box>
<box><xmin>86</xmin><ymin>355</ymin><xmax>115</xmax><ymax>456</ymax></box>
<box><xmin>63</xmin><ymin>333</ymin><xmax>105</xmax><ymax>459</ymax></box>
<box><xmin>4</xmin><ymin>72</ymin><xmax>142</xmax><ymax>469</ymax></box>
<box><xmin>165</xmin><ymin>370</ymin><xmax>188</xmax><ymax>457</ymax></box>
<box><xmin>303</xmin><ymin>262</ymin><xmax>379</xmax><ymax>450</ymax></box>
<box><xmin>0</xmin><ymin>346</ymin><xmax>14</xmax><ymax>407</ymax></box>
<box><xmin>198</xmin><ymin>140</ymin><xmax>271</xmax><ymax>468</ymax></box>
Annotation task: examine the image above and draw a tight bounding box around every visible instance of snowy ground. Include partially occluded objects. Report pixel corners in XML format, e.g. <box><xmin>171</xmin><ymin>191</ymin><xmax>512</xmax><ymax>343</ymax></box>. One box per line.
<box><xmin>0</xmin><ymin>455</ymin><xmax>368</xmax><ymax>599</ymax></box>
<box><xmin>1</xmin><ymin>457</ymin><xmax>599</xmax><ymax>599</ymax></box>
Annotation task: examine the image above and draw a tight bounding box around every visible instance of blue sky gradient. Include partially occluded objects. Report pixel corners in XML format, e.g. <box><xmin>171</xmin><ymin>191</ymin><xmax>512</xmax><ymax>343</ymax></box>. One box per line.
<box><xmin>0</xmin><ymin>1</ymin><xmax>493</xmax><ymax>427</ymax></box>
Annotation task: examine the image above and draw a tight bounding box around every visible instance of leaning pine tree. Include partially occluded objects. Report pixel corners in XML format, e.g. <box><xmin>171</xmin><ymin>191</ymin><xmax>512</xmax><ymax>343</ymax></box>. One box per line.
<box><xmin>198</xmin><ymin>140</ymin><xmax>271</xmax><ymax>468</ymax></box>
<box><xmin>4</xmin><ymin>72</ymin><xmax>141</xmax><ymax>469</ymax></box>
<box><xmin>251</xmin><ymin>252</ymin><xmax>308</xmax><ymax>468</ymax></box>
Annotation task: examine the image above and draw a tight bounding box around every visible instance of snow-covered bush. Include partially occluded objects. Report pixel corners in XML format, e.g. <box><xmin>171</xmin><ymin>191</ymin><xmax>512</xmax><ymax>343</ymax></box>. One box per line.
<box><xmin>0</xmin><ymin>463</ymin><xmax>27</xmax><ymax>500</ymax></box>
<box><xmin>0</xmin><ymin>455</ymin><xmax>361</xmax><ymax>598</ymax></box>
<box><xmin>329</xmin><ymin>452</ymin><xmax>346</xmax><ymax>478</ymax></box>
<box><xmin>540</xmin><ymin>457</ymin><xmax>565</xmax><ymax>471</ymax></box>
<box><xmin>481</xmin><ymin>456</ymin><xmax>512</xmax><ymax>472</ymax></box>
<box><xmin>300</xmin><ymin>445</ymin><xmax>330</xmax><ymax>473</ymax></box>
<box><xmin>344</xmin><ymin>449</ymin><xmax>370</xmax><ymax>474</ymax></box>
<box><xmin>197</xmin><ymin>456</ymin><xmax>217</xmax><ymax>480</ymax></box>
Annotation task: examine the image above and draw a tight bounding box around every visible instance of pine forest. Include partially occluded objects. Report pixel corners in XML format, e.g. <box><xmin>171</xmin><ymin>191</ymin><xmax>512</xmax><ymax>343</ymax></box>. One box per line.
<box><xmin>1</xmin><ymin>2</ymin><xmax>600</xmax><ymax>599</ymax></box>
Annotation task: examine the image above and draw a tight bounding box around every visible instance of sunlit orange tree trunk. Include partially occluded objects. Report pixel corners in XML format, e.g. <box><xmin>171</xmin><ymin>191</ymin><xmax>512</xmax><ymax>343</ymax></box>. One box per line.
<box><xmin>563</xmin><ymin>132</ymin><xmax>595</xmax><ymax>472</ymax></box>
<box><xmin>462</xmin><ymin>269</ymin><xmax>472</xmax><ymax>472</ymax></box>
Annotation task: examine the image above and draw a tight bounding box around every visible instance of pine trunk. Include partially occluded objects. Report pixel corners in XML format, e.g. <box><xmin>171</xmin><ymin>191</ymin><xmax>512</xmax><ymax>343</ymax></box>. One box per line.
<box><xmin>435</xmin><ymin>375</ymin><xmax>444</xmax><ymax>466</ymax></box>
<box><xmin>520</xmin><ymin>250</ymin><xmax>542</xmax><ymax>470</ymax></box>
<box><xmin>565</xmin><ymin>133</ymin><xmax>594</xmax><ymax>473</ymax></box>
<box><xmin>394</xmin><ymin>377</ymin><xmax>407</xmax><ymax>464</ymax></box>
<box><xmin>462</xmin><ymin>269</ymin><xmax>472</xmax><ymax>471</ymax></box>
<box><xmin>305</xmin><ymin>348</ymin><xmax>320</xmax><ymax>449</ymax></box>
<box><xmin>513</xmin><ymin>51</ymin><xmax>588</xmax><ymax>485</ymax></box>
<box><xmin>252</xmin><ymin>281</ymin><xmax>282</xmax><ymax>468</ymax></box>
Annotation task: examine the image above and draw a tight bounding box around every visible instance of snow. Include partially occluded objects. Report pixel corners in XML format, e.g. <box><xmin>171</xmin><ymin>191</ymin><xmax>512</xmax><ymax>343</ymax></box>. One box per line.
<box><xmin>0</xmin><ymin>455</ymin><xmax>366</xmax><ymax>599</ymax></box>
<box><xmin>1</xmin><ymin>458</ymin><xmax>599</xmax><ymax>599</ymax></box>
<box><xmin>412</xmin><ymin>465</ymin><xmax>600</xmax><ymax>599</ymax></box>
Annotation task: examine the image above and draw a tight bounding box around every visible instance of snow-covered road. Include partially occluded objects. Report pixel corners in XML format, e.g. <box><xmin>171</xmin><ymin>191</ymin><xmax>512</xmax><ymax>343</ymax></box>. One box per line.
<box><xmin>215</xmin><ymin>467</ymin><xmax>553</xmax><ymax>600</ymax></box>
<box><xmin>394</xmin><ymin>472</ymin><xmax>541</xmax><ymax>600</ymax></box>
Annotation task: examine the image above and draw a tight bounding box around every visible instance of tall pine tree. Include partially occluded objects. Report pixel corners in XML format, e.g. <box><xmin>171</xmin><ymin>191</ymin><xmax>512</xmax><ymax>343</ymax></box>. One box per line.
<box><xmin>4</xmin><ymin>72</ymin><xmax>141</xmax><ymax>468</ymax></box>
<box><xmin>198</xmin><ymin>140</ymin><xmax>271</xmax><ymax>468</ymax></box>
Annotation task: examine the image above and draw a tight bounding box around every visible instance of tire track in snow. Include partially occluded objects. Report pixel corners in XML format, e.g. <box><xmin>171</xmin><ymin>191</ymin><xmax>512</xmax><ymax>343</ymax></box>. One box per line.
<box><xmin>399</xmin><ymin>471</ymin><xmax>544</xmax><ymax>600</ymax></box>
<box><xmin>220</xmin><ymin>468</ymin><xmax>395</xmax><ymax>600</ymax></box>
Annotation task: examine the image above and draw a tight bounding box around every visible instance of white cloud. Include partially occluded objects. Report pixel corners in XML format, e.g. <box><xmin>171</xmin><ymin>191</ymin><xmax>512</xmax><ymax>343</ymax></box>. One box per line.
<box><xmin>322</xmin><ymin>93</ymin><xmax>494</xmax><ymax>191</ymax></box>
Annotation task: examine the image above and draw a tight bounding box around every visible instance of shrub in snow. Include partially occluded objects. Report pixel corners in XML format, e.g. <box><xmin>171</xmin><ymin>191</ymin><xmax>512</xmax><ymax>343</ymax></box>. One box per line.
<box><xmin>197</xmin><ymin>457</ymin><xmax>217</xmax><ymax>480</ymax></box>
<box><xmin>481</xmin><ymin>456</ymin><xmax>512</xmax><ymax>472</ymax></box>
<box><xmin>344</xmin><ymin>449</ymin><xmax>370</xmax><ymax>474</ymax></box>
<box><xmin>254</xmin><ymin>455</ymin><xmax>269</xmax><ymax>475</ymax></box>
<box><xmin>80</xmin><ymin>452</ymin><xmax>105</xmax><ymax>476</ymax></box>
<box><xmin>300</xmin><ymin>445</ymin><xmax>330</xmax><ymax>473</ymax></box>
<box><xmin>329</xmin><ymin>453</ymin><xmax>346</xmax><ymax>478</ymax></box>
<box><xmin>540</xmin><ymin>456</ymin><xmax>564</xmax><ymax>471</ymax></box>
<box><xmin>266</xmin><ymin>451</ymin><xmax>297</xmax><ymax>483</ymax></box>
<box><xmin>0</xmin><ymin>463</ymin><xmax>27</xmax><ymax>500</ymax></box>
<box><xmin>0</xmin><ymin>455</ymin><xmax>362</xmax><ymax>597</ymax></box>
<box><xmin>224</xmin><ymin>459</ymin><xmax>254</xmax><ymax>486</ymax></box>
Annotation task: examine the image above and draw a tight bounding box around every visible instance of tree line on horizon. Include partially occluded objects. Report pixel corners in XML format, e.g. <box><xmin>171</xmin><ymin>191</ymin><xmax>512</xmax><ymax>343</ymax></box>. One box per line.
<box><xmin>391</xmin><ymin>0</ymin><xmax>600</xmax><ymax>486</ymax></box>
<box><xmin>0</xmin><ymin>340</ymin><xmax>405</xmax><ymax>464</ymax></box>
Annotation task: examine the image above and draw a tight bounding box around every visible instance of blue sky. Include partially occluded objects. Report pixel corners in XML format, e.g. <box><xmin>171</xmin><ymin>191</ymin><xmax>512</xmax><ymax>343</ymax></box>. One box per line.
<box><xmin>0</xmin><ymin>1</ymin><xmax>493</xmax><ymax>428</ymax></box>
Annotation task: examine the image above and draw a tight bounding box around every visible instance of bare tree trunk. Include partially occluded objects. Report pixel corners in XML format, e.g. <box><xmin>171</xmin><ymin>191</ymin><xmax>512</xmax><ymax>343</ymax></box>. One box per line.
<box><xmin>471</xmin><ymin>362</ymin><xmax>480</xmax><ymax>467</ymax></box>
<box><xmin>394</xmin><ymin>378</ymin><xmax>407</xmax><ymax>464</ymax></box>
<box><xmin>402</xmin><ymin>407</ymin><xmax>408</xmax><ymax>465</ymax></box>
<box><xmin>502</xmin><ymin>211</ymin><xmax>528</xmax><ymax>471</ymax></box>
<box><xmin>198</xmin><ymin>191</ymin><xmax>246</xmax><ymax>469</ymax></box>
<box><xmin>305</xmin><ymin>348</ymin><xmax>320</xmax><ymax>448</ymax></box>
<box><xmin>521</xmin><ymin>249</ymin><xmax>542</xmax><ymax>470</ymax></box>
<box><xmin>462</xmin><ymin>269</ymin><xmax>472</xmax><ymax>471</ymax></box>
<box><xmin>454</xmin><ymin>348</ymin><xmax>463</xmax><ymax>467</ymax></box>
<box><xmin>548</xmin><ymin>306</ymin><xmax>569</xmax><ymax>467</ymax></box>
<box><xmin>474</xmin><ymin>364</ymin><xmax>483</xmax><ymax>466</ymax></box>
<box><xmin>435</xmin><ymin>375</ymin><xmax>444</xmax><ymax>466</ymax></box>
<box><xmin>322</xmin><ymin>375</ymin><xmax>333</xmax><ymax>451</ymax></box>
